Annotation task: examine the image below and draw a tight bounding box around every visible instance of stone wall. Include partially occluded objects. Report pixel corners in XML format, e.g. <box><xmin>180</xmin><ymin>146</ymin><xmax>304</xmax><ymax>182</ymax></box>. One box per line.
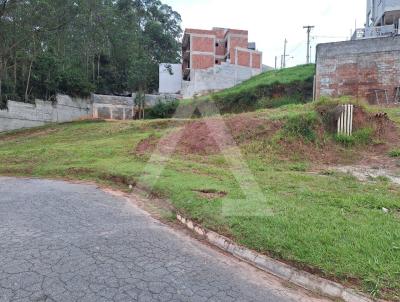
<box><xmin>315</xmin><ymin>36</ymin><xmax>400</xmax><ymax>103</ymax></box>
<box><xmin>182</xmin><ymin>63</ymin><xmax>262</xmax><ymax>98</ymax></box>
<box><xmin>0</xmin><ymin>95</ymin><xmax>91</xmax><ymax>132</ymax></box>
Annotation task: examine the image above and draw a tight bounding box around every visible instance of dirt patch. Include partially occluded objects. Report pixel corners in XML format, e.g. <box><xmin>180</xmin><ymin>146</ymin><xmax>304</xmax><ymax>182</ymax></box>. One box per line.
<box><xmin>65</xmin><ymin>167</ymin><xmax>95</xmax><ymax>175</ymax></box>
<box><xmin>193</xmin><ymin>189</ymin><xmax>227</xmax><ymax>200</ymax></box>
<box><xmin>135</xmin><ymin>116</ymin><xmax>281</xmax><ymax>156</ymax></box>
<box><xmin>99</xmin><ymin>173</ymin><xmax>136</xmax><ymax>187</ymax></box>
<box><xmin>135</xmin><ymin>135</ymin><xmax>159</xmax><ymax>155</ymax></box>
<box><xmin>334</xmin><ymin>165</ymin><xmax>400</xmax><ymax>185</ymax></box>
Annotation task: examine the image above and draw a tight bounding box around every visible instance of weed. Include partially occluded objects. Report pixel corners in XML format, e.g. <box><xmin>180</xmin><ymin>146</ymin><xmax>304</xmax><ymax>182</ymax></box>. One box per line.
<box><xmin>283</xmin><ymin>112</ymin><xmax>319</xmax><ymax>142</ymax></box>
<box><xmin>335</xmin><ymin>128</ymin><xmax>374</xmax><ymax>147</ymax></box>
<box><xmin>389</xmin><ymin>150</ymin><xmax>400</xmax><ymax>158</ymax></box>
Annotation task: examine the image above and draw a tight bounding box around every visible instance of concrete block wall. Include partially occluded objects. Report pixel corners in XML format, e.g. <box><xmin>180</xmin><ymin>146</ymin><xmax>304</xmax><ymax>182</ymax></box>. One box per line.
<box><xmin>92</xmin><ymin>93</ymin><xmax>179</xmax><ymax>120</ymax></box>
<box><xmin>316</xmin><ymin>36</ymin><xmax>400</xmax><ymax>103</ymax></box>
<box><xmin>182</xmin><ymin>63</ymin><xmax>262</xmax><ymax>98</ymax></box>
<box><xmin>92</xmin><ymin>94</ymin><xmax>134</xmax><ymax>120</ymax></box>
<box><xmin>0</xmin><ymin>95</ymin><xmax>91</xmax><ymax>132</ymax></box>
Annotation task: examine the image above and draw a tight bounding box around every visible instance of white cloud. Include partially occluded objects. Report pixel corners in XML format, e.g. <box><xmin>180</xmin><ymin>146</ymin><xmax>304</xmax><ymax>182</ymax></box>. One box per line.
<box><xmin>162</xmin><ymin>0</ymin><xmax>366</xmax><ymax>67</ymax></box>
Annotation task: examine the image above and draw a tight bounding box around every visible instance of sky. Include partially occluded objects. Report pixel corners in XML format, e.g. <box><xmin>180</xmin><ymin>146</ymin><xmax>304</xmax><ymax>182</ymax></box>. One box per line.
<box><xmin>162</xmin><ymin>0</ymin><xmax>366</xmax><ymax>68</ymax></box>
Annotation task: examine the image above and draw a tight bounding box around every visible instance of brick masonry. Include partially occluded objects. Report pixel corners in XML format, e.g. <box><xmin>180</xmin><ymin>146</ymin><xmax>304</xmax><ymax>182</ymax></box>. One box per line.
<box><xmin>182</xmin><ymin>27</ymin><xmax>262</xmax><ymax>81</ymax></box>
<box><xmin>316</xmin><ymin>36</ymin><xmax>400</xmax><ymax>103</ymax></box>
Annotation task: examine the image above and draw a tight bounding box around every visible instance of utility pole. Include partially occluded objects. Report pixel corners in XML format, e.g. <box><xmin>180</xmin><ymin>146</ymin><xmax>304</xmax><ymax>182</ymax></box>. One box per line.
<box><xmin>275</xmin><ymin>56</ymin><xmax>277</xmax><ymax>69</ymax></box>
<box><xmin>283</xmin><ymin>38</ymin><xmax>288</xmax><ymax>68</ymax></box>
<box><xmin>303</xmin><ymin>25</ymin><xmax>315</xmax><ymax>64</ymax></box>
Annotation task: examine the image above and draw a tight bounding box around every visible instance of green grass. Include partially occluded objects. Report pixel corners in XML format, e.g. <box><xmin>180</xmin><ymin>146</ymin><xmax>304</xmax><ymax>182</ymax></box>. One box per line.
<box><xmin>151</xmin><ymin>65</ymin><xmax>316</xmax><ymax>118</ymax></box>
<box><xmin>213</xmin><ymin>64</ymin><xmax>315</xmax><ymax>97</ymax></box>
<box><xmin>389</xmin><ymin>149</ymin><xmax>400</xmax><ymax>158</ymax></box>
<box><xmin>0</xmin><ymin>105</ymin><xmax>399</xmax><ymax>300</ymax></box>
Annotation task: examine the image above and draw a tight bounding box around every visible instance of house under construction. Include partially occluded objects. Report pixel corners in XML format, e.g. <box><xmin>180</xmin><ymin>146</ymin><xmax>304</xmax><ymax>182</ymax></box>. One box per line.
<box><xmin>159</xmin><ymin>27</ymin><xmax>263</xmax><ymax>98</ymax></box>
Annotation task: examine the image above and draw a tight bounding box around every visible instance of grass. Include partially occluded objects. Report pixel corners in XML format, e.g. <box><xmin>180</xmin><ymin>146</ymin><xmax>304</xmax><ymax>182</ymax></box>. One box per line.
<box><xmin>149</xmin><ymin>65</ymin><xmax>316</xmax><ymax>118</ymax></box>
<box><xmin>389</xmin><ymin>149</ymin><xmax>400</xmax><ymax>158</ymax></box>
<box><xmin>0</xmin><ymin>104</ymin><xmax>399</xmax><ymax>300</ymax></box>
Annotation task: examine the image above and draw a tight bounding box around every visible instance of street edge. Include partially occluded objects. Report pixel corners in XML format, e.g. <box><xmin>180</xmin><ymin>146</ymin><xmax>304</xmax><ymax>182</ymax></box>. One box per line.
<box><xmin>176</xmin><ymin>213</ymin><xmax>379</xmax><ymax>302</ymax></box>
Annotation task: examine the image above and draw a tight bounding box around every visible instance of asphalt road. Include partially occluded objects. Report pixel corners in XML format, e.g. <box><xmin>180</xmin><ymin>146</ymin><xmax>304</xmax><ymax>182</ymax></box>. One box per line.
<box><xmin>0</xmin><ymin>177</ymin><xmax>328</xmax><ymax>302</ymax></box>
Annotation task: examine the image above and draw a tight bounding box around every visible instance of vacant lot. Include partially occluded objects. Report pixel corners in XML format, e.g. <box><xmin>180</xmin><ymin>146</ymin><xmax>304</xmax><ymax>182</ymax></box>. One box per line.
<box><xmin>0</xmin><ymin>102</ymin><xmax>399</xmax><ymax>300</ymax></box>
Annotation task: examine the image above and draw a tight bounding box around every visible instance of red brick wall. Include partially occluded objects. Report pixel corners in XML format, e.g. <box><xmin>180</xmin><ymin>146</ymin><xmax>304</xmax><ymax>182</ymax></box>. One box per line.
<box><xmin>229</xmin><ymin>36</ymin><xmax>248</xmax><ymax>51</ymax></box>
<box><xmin>192</xmin><ymin>36</ymin><xmax>214</xmax><ymax>53</ymax></box>
<box><xmin>316</xmin><ymin>37</ymin><xmax>400</xmax><ymax>103</ymax></box>
<box><xmin>252</xmin><ymin>53</ymin><xmax>261</xmax><ymax>69</ymax></box>
<box><xmin>192</xmin><ymin>54</ymin><xmax>214</xmax><ymax>69</ymax></box>
<box><xmin>237</xmin><ymin>50</ymin><xmax>251</xmax><ymax>67</ymax></box>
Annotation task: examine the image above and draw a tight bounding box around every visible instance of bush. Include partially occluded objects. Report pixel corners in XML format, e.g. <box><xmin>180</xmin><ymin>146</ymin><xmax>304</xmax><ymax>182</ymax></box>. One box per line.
<box><xmin>146</xmin><ymin>100</ymin><xmax>180</xmax><ymax>119</ymax></box>
<box><xmin>283</xmin><ymin>112</ymin><xmax>319</xmax><ymax>142</ymax></box>
<box><xmin>335</xmin><ymin>128</ymin><xmax>374</xmax><ymax>147</ymax></box>
<box><xmin>389</xmin><ymin>150</ymin><xmax>400</xmax><ymax>158</ymax></box>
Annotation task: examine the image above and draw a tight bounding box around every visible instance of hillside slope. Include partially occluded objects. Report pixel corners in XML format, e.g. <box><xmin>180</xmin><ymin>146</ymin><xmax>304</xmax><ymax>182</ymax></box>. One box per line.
<box><xmin>148</xmin><ymin>64</ymin><xmax>316</xmax><ymax>118</ymax></box>
<box><xmin>1</xmin><ymin>100</ymin><xmax>399</xmax><ymax>300</ymax></box>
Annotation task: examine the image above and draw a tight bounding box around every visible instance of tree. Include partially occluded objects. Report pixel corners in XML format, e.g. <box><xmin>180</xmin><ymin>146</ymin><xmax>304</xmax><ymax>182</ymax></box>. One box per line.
<box><xmin>0</xmin><ymin>0</ymin><xmax>182</xmax><ymax>104</ymax></box>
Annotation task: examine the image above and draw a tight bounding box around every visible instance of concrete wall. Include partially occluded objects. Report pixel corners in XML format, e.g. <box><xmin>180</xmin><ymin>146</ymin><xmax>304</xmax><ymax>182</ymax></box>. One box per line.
<box><xmin>315</xmin><ymin>36</ymin><xmax>400</xmax><ymax>103</ymax></box>
<box><xmin>182</xmin><ymin>63</ymin><xmax>262</xmax><ymax>98</ymax></box>
<box><xmin>0</xmin><ymin>95</ymin><xmax>92</xmax><ymax>132</ymax></box>
<box><xmin>92</xmin><ymin>93</ymin><xmax>179</xmax><ymax>120</ymax></box>
<box><xmin>159</xmin><ymin>64</ymin><xmax>182</xmax><ymax>94</ymax></box>
<box><xmin>368</xmin><ymin>0</ymin><xmax>400</xmax><ymax>26</ymax></box>
<box><xmin>92</xmin><ymin>94</ymin><xmax>134</xmax><ymax>120</ymax></box>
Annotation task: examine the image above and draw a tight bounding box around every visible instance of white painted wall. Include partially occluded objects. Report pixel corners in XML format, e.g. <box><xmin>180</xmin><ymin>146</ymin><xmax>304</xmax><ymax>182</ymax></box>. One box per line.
<box><xmin>159</xmin><ymin>63</ymin><xmax>182</xmax><ymax>94</ymax></box>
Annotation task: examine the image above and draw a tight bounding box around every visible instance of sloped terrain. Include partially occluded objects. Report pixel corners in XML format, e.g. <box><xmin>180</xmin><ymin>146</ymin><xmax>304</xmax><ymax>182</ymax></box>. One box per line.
<box><xmin>1</xmin><ymin>100</ymin><xmax>400</xmax><ymax>300</ymax></box>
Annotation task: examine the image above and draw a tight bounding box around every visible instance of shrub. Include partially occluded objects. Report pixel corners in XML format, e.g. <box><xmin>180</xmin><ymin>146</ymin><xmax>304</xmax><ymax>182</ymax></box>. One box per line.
<box><xmin>146</xmin><ymin>100</ymin><xmax>180</xmax><ymax>119</ymax></box>
<box><xmin>389</xmin><ymin>150</ymin><xmax>400</xmax><ymax>158</ymax></box>
<box><xmin>283</xmin><ymin>112</ymin><xmax>319</xmax><ymax>142</ymax></box>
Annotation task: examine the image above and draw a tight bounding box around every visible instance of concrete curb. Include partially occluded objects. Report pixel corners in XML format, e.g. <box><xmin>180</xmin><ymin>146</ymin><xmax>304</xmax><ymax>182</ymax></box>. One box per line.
<box><xmin>176</xmin><ymin>214</ymin><xmax>376</xmax><ymax>302</ymax></box>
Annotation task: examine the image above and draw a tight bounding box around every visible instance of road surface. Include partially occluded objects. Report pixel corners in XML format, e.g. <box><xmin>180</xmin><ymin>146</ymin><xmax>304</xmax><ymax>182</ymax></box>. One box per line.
<box><xmin>0</xmin><ymin>177</ymin><xmax>328</xmax><ymax>302</ymax></box>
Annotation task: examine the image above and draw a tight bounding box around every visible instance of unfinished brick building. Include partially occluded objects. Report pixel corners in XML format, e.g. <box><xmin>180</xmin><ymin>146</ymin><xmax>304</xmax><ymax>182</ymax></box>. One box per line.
<box><xmin>315</xmin><ymin>0</ymin><xmax>400</xmax><ymax>104</ymax></box>
<box><xmin>182</xmin><ymin>27</ymin><xmax>262</xmax><ymax>80</ymax></box>
<box><xmin>315</xmin><ymin>36</ymin><xmax>400</xmax><ymax>103</ymax></box>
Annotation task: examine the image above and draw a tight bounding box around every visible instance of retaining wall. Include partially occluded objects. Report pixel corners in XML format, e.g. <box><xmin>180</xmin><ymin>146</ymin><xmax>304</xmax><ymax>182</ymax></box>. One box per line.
<box><xmin>92</xmin><ymin>93</ymin><xmax>180</xmax><ymax>120</ymax></box>
<box><xmin>0</xmin><ymin>92</ymin><xmax>180</xmax><ymax>132</ymax></box>
<box><xmin>0</xmin><ymin>95</ymin><xmax>91</xmax><ymax>132</ymax></box>
<box><xmin>315</xmin><ymin>36</ymin><xmax>400</xmax><ymax>103</ymax></box>
<box><xmin>182</xmin><ymin>63</ymin><xmax>262</xmax><ymax>98</ymax></box>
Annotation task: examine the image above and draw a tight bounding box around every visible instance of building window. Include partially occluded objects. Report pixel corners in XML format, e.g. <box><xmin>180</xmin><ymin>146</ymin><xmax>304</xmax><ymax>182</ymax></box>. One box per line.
<box><xmin>216</xmin><ymin>42</ymin><xmax>219</xmax><ymax>47</ymax></box>
<box><xmin>215</xmin><ymin>60</ymin><xmax>219</xmax><ymax>64</ymax></box>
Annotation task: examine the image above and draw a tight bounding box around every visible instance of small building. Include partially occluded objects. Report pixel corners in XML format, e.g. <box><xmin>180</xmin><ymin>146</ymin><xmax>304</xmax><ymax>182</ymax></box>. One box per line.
<box><xmin>159</xmin><ymin>27</ymin><xmax>263</xmax><ymax>98</ymax></box>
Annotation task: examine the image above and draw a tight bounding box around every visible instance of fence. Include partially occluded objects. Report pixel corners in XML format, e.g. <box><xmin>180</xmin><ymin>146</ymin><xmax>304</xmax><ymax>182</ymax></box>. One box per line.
<box><xmin>337</xmin><ymin>104</ymin><xmax>353</xmax><ymax>136</ymax></box>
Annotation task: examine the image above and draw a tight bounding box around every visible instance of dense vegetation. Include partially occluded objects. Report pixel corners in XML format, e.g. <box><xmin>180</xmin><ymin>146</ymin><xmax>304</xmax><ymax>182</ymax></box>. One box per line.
<box><xmin>0</xmin><ymin>0</ymin><xmax>182</xmax><ymax>106</ymax></box>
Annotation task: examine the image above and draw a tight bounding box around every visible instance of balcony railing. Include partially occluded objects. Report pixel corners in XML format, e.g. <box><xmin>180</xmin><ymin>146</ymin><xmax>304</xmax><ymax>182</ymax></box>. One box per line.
<box><xmin>352</xmin><ymin>24</ymin><xmax>399</xmax><ymax>40</ymax></box>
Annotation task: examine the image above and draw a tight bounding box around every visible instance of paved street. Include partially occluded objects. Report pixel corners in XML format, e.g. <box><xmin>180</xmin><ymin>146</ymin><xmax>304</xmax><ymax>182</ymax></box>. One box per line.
<box><xmin>0</xmin><ymin>177</ymin><xmax>327</xmax><ymax>302</ymax></box>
